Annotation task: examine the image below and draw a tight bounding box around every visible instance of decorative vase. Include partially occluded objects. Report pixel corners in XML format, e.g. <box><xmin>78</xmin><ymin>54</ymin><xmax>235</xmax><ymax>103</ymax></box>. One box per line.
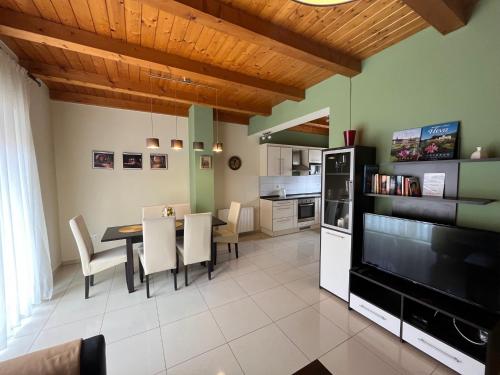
<box><xmin>470</xmin><ymin>147</ymin><xmax>487</xmax><ymax>160</ymax></box>
<box><xmin>343</xmin><ymin>130</ymin><xmax>356</xmax><ymax>146</ymax></box>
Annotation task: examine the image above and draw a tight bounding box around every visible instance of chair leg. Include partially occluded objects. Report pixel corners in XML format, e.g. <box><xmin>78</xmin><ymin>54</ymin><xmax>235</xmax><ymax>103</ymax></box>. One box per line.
<box><xmin>235</xmin><ymin>243</ymin><xmax>239</xmax><ymax>258</ymax></box>
<box><xmin>84</xmin><ymin>276</ymin><xmax>90</xmax><ymax>299</ymax></box>
<box><xmin>139</xmin><ymin>259</ymin><xmax>144</xmax><ymax>283</ymax></box>
<box><xmin>173</xmin><ymin>269</ymin><xmax>178</xmax><ymax>291</ymax></box>
<box><xmin>208</xmin><ymin>260</ymin><xmax>212</xmax><ymax>280</ymax></box>
<box><xmin>89</xmin><ymin>275</ymin><xmax>94</xmax><ymax>286</ymax></box>
<box><xmin>176</xmin><ymin>253</ymin><xmax>179</xmax><ymax>273</ymax></box>
<box><xmin>228</xmin><ymin>243</ymin><xmax>231</xmax><ymax>253</ymax></box>
<box><xmin>185</xmin><ymin>265</ymin><xmax>188</xmax><ymax>286</ymax></box>
<box><xmin>146</xmin><ymin>274</ymin><xmax>150</xmax><ymax>298</ymax></box>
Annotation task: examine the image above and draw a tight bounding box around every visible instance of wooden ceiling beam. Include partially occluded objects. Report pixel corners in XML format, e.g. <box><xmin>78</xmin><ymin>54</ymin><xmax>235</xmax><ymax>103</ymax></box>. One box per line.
<box><xmin>401</xmin><ymin>0</ymin><xmax>479</xmax><ymax>34</ymax></box>
<box><xmin>303</xmin><ymin>122</ymin><xmax>329</xmax><ymax>129</ymax></box>
<box><xmin>49</xmin><ymin>90</ymin><xmax>250</xmax><ymax>125</ymax></box>
<box><xmin>23</xmin><ymin>60</ymin><xmax>268</xmax><ymax>116</ymax></box>
<box><xmin>140</xmin><ymin>0</ymin><xmax>361</xmax><ymax>77</ymax></box>
<box><xmin>288</xmin><ymin>124</ymin><xmax>329</xmax><ymax>136</ymax></box>
<box><xmin>0</xmin><ymin>8</ymin><xmax>304</xmax><ymax>101</ymax></box>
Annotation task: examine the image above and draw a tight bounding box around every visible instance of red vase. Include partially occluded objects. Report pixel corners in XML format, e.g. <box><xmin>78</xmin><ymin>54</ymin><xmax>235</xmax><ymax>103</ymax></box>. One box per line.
<box><xmin>343</xmin><ymin>130</ymin><xmax>357</xmax><ymax>146</ymax></box>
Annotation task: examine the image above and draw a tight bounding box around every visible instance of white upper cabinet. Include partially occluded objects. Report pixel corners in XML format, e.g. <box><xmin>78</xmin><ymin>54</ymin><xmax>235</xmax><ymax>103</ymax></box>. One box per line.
<box><xmin>309</xmin><ymin>149</ymin><xmax>322</xmax><ymax>164</ymax></box>
<box><xmin>260</xmin><ymin>144</ymin><xmax>323</xmax><ymax>176</ymax></box>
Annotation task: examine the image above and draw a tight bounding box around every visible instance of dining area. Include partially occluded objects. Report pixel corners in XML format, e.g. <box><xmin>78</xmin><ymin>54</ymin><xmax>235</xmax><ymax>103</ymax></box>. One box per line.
<box><xmin>69</xmin><ymin>202</ymin><xmax>242</xmax><ymax>299</ymax></box>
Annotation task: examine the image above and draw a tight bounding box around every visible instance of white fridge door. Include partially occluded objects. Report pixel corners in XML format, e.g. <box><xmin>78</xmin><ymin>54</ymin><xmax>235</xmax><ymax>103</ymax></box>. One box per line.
<box><xmin>320</xmin><ymin>227</ymin><xmax>352</xmax><ymax>301</ymax></box>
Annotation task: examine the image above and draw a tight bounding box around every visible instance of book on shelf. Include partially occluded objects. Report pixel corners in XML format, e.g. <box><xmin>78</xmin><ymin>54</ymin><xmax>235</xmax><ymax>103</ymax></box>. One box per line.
<box><xmin>367</xmin><ymin>172</ymin><xmax>421</xmax><ymax>197</ymax></box>
<box><xmin>423</xmin><ymin>173</ymin><xmax>445</xmax><ymax>197</ymax></box>
<box><xmin>363</xmin><ymin>165</ymin><xmax>379</xmax><ymax>193</ymax></box>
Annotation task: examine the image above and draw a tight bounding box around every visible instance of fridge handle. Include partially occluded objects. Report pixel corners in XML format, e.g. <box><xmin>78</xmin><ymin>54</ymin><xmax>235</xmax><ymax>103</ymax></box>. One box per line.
<box><xmin>349</xmin><ymin>180</ymin><xmax>353</xmax><ymax>201</ymax></box>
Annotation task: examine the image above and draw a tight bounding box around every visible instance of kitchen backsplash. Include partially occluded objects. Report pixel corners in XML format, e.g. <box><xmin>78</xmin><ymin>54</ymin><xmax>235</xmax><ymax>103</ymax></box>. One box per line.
<box><xmin>260</xmin><ymin>175</ymin><xmax>321</xmax><ymax>196</ymax></box>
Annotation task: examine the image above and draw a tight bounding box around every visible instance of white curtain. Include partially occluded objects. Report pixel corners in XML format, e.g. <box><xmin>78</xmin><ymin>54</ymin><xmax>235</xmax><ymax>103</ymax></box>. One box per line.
<box><xmin>0</xmin><ymin>49</ymin><xmax>53</xmax><ymax>349</ymax></box>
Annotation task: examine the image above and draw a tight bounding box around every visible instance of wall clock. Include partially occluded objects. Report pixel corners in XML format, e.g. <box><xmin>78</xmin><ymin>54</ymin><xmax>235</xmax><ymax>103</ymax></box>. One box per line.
<box><xmin>228</xmin><ymin>156</ymin><xmax>242</xmax><ymax>170</ymax></box>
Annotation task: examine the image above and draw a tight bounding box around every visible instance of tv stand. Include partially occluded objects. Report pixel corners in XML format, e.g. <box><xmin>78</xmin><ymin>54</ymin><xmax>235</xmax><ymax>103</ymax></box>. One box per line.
<box><xmin>349</xmin><ymin>266</ymin><xmax>500</xmax><ymax>375</ymax></box>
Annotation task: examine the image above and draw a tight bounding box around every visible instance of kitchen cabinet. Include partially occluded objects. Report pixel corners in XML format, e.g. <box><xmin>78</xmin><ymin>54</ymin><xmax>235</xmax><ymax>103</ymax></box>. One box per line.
<box><xmin>320</xmin><ymin>227</ymin><xmax>351</xmax><ymax>301</ymax></box>
<box><xmin>309</xmin><ymin>149</ymin><xmax>322</xmax><ymax>164</ymax></box>
<box><xmin>259</xmin><ymin>144</ymin><xmax>294</xmax><ymax>176</ymax></box>
<box><xmin>260</xmin><ymin>199</ymin><xmax>298</xmax><ymax>236</ymax></box>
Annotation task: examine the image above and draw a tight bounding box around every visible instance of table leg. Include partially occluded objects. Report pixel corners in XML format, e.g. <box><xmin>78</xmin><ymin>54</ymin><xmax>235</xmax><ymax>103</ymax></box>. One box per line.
<box><xmin>126</xmin><ymin>238</ymin><xmax>135</xmax><ymax>293</ymax></box>
<box><xmin>211</xmin><ymin>231</ymin><xmax>217</xmax><ymax>266</ymax></box>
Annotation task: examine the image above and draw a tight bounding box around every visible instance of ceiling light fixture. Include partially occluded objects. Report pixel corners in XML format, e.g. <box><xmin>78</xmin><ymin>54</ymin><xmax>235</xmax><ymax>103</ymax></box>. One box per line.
<box><xmin>192</xmin><ymin>89</ymin><xmax>204</xmax><ymax>151</ymax></box>
<box><xmin>146</xmin><ymin>76</ymin><xmax>160</xmax><ymax>149</ymax></box>
<box><xmin>261</xmin><ymin>131</ymin><xmax>272</xmax><ymax>141</ymax></box>
<box><xmin>293</xmin><ymin>0</ymin><xmax>355</xmax><ymax>6</ymax></box>
<box><xmin>212</xmin><ymin>89</ymin><xmax>223</xmax><ymax>153</ymax></box>
<box><xmin>171</xmin><ymin>83</ymin><xmax>183</xmax><ymax>150</ymax></box>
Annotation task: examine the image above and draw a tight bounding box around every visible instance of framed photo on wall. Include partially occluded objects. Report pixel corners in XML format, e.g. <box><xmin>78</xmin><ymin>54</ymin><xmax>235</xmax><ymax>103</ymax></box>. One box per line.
<box><xmin>150</xmin><ymin>153</ymin><xmax>167</xmax><ymax>170</ymax></box>
<box><xmin>123</xmin><ymin>152</ymin><xmax>142</xmax><ymax>169</ymax></box>
<box><xmin>200</xmin><ymin>155</ymin><xmax>212</xmax><ymax>169</ymax></box>
<box><xmin>92</xmin><ymin>150</ymin><xmax>114</xmax><ymax>169</ymax></box>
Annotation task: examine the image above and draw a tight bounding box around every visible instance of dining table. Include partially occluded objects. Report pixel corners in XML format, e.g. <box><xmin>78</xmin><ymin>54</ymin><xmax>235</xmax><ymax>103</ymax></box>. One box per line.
<box><xmin>101</xmin><ymin>216</ymin><xmax>227</xmax><ymax>293</ymax></box>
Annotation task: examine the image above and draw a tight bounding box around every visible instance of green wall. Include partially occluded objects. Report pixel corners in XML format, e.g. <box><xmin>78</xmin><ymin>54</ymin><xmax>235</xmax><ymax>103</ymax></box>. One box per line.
<box><xmin>250</xmin><ymin>0</ymin><xmax>500</xmax><ymax>231</ymax></box>
<box><xmin>188</xmin><ymin>105</ymin><xmax>215</xmax><ymax>214</ymax></box>
<box><xmin>260</xmin><ymin>130</ymin><xmax>329</xmax><ymax>148</ymax></box>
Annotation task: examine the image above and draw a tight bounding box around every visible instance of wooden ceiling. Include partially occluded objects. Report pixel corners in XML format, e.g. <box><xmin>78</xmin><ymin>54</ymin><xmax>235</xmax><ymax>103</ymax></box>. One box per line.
<box><xmin>289</xmin><ymin>116</ymin><xmax>329</xmax><ymax>135</ymax></box>
<box><xmin>0</xmin><ymin>0</ymin><xmax>477</xmax><ymax>129</ymax></box>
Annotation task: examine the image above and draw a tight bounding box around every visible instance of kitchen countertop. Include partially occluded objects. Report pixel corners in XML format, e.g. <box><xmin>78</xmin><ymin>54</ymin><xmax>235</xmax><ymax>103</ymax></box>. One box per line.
<box><xmin>260</xmin><ymin>193</ymin><xmax>321</xmax><ymax>201</ymax></box>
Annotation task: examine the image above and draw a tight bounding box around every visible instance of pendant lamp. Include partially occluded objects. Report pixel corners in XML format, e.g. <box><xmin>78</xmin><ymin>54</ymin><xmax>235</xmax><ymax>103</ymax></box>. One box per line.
<box><xmin>171</xmin><ymin>84</ymin><xmax>183</xmax><ymax>150</ymax></box>
<box><xmin>212</xmin><ymin>89</ymin><xmax>223</xmax><ymax>153</ymax></box>
<box><xmin>146</xmin><ymin>77</ymin><xmax>160</xmax><ymax>149</ymax></box>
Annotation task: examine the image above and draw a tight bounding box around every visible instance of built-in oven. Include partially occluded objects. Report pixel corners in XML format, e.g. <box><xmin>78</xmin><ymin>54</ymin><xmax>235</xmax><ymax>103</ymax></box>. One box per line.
<box><xmin>298</xmin><ymin>198</ymin><xmax>315</xmax><ymax>223</ymax></box>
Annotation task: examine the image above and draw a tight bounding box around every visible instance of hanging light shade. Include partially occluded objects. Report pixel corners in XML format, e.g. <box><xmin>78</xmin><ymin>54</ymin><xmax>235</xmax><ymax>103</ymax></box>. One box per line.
<box><xmin>146</xmin><ymin>137</ymin><xmax>160</xmax><ymax>149</ymax></box>
<box><xmin>212</xmin><ymin>142</ymin><xmax>223</xmax><ymax>153</ymax></box>
<box><xmin>193</xmin><ymin>141</ymin><xmax>204</xmax><ymax>151</ymax></box>
<box><xmin>293</xmin><ymin>0</ymin><xmax>355</xmax><ymax>5</ymax></box>
<box><xmin>171</xmin><ymin>139</ymin><xmax>183</xmax><ymax>150</ymax></box>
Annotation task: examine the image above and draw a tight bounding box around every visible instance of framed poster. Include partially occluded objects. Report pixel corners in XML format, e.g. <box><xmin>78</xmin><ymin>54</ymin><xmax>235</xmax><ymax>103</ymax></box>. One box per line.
<box><xmin>92</xmin><ymin>150</ymin><xmax>114</xmax><ymax>169</ymax></box>
<box><xmin>419</xmin><ymin>121</ymin><xmax>460</xmax><ymax>160</ymax></box>
<box><xmin>390</xmin><ymin>128</ymin><xmax>421</xmax><ymax>162</ymax></box>
<box><xmin>123</xmin><ymin>152</ymin><xmax>142</xmax><ymax>169</ymax></box>
<box><xmin>200</xmin><ymin>155</ymin><xmax>212</xmax><ymax>169</ymax></box>
<box><xmin>150</xmin><ymin>153</ymin><xmax>167</xmax><ymax>170</ymax></box>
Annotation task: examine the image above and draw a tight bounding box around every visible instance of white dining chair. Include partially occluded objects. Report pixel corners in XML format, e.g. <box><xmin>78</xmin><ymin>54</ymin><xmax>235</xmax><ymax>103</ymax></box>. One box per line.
<box><xmin>69</xmin><ymin>215</ymin><xmax>127</xmax><ymax>299</ymax></box>
<box><xmin>138</xmin><ymin>216</ymin><xmax>178</xmax><ymax>297</ymax></box>
<box><xmin>214</xmin><ymin>201</ymin><xmax>242</xmax><ymax>258</ymax></box>
<box><xmin>176</xmin><ymin>213</ymin><xmax>212</xmax><ymax>286</ymax></box>
<box><xmin>142</xmin><ymin>204</ymin><xmax>166</xmax><ymax>219</ymax></box>
<box><xmin>169</xmin><ymin>203</ymin><xmax>191</xmax><ymax>220</ymax></box>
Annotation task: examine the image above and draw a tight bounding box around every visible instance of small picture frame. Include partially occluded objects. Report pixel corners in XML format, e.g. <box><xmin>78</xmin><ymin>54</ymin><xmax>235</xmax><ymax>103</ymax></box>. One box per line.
<box><xmin>200</xmin><ymin>155</ymin><xmax>212</xmax><ymax>169</ymax></box>
<box><xmin>92</xmin><ymin>150</ymin><xmax>114</xmax><ymax>169</ymax></box>
<box><xmin>123</xmin><ymin>152</ymin><xmax>142</xmax><ymax>169</ymax></box>
<box><xmin>150</xmin><ymin>153</ymin><xmax>167</xmax><ymax>170</ymax></box>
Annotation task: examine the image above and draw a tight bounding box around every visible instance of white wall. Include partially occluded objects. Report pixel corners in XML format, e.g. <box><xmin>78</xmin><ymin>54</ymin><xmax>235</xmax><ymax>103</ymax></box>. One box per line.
<box><xmin>214</xmin><ymin>123</ymin><xmax>261</xmax><ymax>229</ymax></box>
<box><xmin>51</xmin><ymin>101</ymin><xmax>189</xmax><ymax>263</ymax></box>
<box><xmin>29</xmin><ymin>83</ymin><xmax>62</xmax><ymax>271</ymax></box>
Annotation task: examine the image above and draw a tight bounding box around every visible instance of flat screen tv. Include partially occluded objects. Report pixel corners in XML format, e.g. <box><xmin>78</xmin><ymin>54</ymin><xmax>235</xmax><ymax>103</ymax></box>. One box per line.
<box><xmin>363</xmin><ymin>214</ymin><xmax>500</xmax><ymax>313</ymax></box>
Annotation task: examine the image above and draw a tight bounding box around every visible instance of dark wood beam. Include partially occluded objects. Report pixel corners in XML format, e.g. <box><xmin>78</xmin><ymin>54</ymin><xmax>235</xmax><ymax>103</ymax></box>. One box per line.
<box><xmin>0</xmin><ymin>8</ymin><xmax>304</xmax><ymax>101</ymax></box>
<box><xmin>288</xmin><ymin>124</ymin><xmax>329</xmax><ymax>136</ymax></box>
<box><xmin>23</xmin><ymin>60</ymin><xmax>269</xmax><ymax>116</ymax></box>
<box><xmin>402</xmin><ymin>0</ymin><xmax>479</xmax><ymax>34</ymax></box>
<box><xmin>141</xmin><ymin>0</ymin><xmax>361</xmax><ymax>77</ymax></box>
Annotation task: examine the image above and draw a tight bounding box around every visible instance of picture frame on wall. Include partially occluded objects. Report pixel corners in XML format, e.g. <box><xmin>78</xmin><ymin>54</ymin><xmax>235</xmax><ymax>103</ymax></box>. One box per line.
<box><xmin>150</xmin><ymin>153</ymin><xmax>167</xmax><ymax>170</ymax></box>
<box><xmin>92</xmin><ymin>150</ymin><xmax>114</xmax><ymax>169</ymax></box>
<box><xmin>123</xmin><ymin>152</ymin><xmax>142</xmax><ymax>169</ymax></box>
<box><xmin>200</xmin><ymin>155</ymin><xmax>212</xmax><ymax>169</ymax></box>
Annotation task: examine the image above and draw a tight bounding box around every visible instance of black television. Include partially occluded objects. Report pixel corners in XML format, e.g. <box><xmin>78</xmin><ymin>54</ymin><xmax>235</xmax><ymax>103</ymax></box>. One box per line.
<box><xmin>362</xmin><ymin>213</ymin><xmax>500</xmax><ymax>313</ymax></box>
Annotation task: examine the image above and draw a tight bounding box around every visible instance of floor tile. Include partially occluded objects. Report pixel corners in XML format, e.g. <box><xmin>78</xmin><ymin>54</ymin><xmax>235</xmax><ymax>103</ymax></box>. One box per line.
<box><xmin>234</xmin><ymin>270</ymin><xmax>279</xmax><ymax>295</ymax></box>
<box><xmin>31</xmin><ymin>315</ymin><xmax>102</xmax><ymax>351</ymax></box>
<box><xmin>272</xmin><ymin>267</ymin><xmax>309</xmax><ymax>284</ymax></box>
<box><xmin>250</xmin><ymin>253</ymin><xmax>286</xmax><ymax>269</ymax></box>
<box><xmin>156</xmin><ymin>289</ymin><xmax>208</xmax><ymax>326</ymax></box>
<box><xmin>297</xmin><ymin>261</ymin><xmax>320</xmax><ymax>275</ymax></box>
<box><xmin>101</xmin><ymin>300</ymin><xmax>159</xmax><ymax>343</ymax></box>
<box><xmin>168</xmin><ymin>345</ymin><xmax>243</xmax><ymax>375</ymax></box>
<box><xmin>432</xmin><ymin>364</ymin><xmax>459</xmax><ymax>374</ymax></box>
<box><xmin>263</xmin><ymin>262</ymin><xmax>295</xmax><ymax>275</ymax></box>
<box><xmin>277</xmin><ymin>307</ymin><xmax>349</xmax><ymax>360</ymax></box>
<box><xmin>44</xmin><ymin>293</ymin><xmax>107</xmax><ymax>328</ymax></box>
<box><xmin>229</xmin><ymin>324</ymin><xmax>308</xmax><ymax>375</ymax></box>
<box><xmin>0</xmin><ymin>335</ymin><xmax>35</xmax><ymax>361</ymax></box>
<box><xmin>106</xmin><ymin>280</ymin><xmax>152</xmax><ymax>312</ymax></box>
<box><xmin>211</xmin><ymin>297</ymin><xmax>271</xmax><ymax>341</ymax></box>
<box><xmin>355</xmin><ymin>324</ymin><xmax>438</xmax><ymax>374</ymax></box>
<box><xmin>284</xmin><ymin>276</ymin><xmax>328</xmax><ymax>305</ymax></box>
<box><xmin>107</xmin><ymin>328</ymin><xmax>165</xmax><ymax>375</ymax></box>
<box><xmin>252</xmin><ymin>286</ymin><xmax>308</xmax><ymax>321</ymax></box>
<box><xmin>312</xmin><ymin>297</ymin><xmax>371</xmax><ymax>335</ymax></box>
<box><xmin>161</xmin><ymin>311</ymin><xmax>226</xmax><ymax>368</ymax></box>
<box><xmin>319</xmin><ymin>337</ymin><xmax>400</xmax><ymax>375</ymax></box>
<box><xmin>198</xmin><ymin>279</ymin><xmax>247</xmax><ymax>308</ymax></box>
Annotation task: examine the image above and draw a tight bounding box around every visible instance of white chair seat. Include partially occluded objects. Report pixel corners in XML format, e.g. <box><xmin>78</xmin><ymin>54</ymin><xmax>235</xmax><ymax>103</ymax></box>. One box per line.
<box><xmin>213</xmin><ymin>227</ymin><xmax>238</xmax><ymax>243</ymax></box>
<box><xmin>89</xmin><ymin>246</ymin><xmax>127</xmax><ymax>275</ymax></box>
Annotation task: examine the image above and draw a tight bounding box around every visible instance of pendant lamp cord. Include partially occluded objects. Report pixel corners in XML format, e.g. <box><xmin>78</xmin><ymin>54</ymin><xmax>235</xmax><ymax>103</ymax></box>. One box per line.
<box><xmin>215</xmin><ymin>88</ymin><xmax>219</xmax><ymax>143</ymax></box>
<box><xmin>150</xmin><ymin>75</ymin><xmax>154</xmax><ymax>136</ymax></box>
<box><xmin>349</xmin><ymin>77</ymin><xmax>352</xmax><ymax>131</ymax></box>
<box><xmin>174</xmin><ymin>82</ymin><xmax>178</xmax><ymax>139</ymax></box>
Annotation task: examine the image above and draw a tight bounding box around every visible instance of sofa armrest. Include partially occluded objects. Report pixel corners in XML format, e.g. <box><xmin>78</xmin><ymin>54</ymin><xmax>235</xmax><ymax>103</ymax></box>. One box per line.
<box><xmin>80</xmin><ymin>335</ymin><xmax>106</xmax><ymax>375</ymax></box>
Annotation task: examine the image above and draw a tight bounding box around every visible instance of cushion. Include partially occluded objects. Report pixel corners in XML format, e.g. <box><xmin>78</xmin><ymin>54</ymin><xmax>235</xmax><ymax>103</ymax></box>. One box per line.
<box><xmin>213</xmin><ymin>228</ymin><xmax>238</xmax><ymax>243</ymax></box>
<box><xmin>89</xmin><ymin>245</ymin><xmax>127</xmax><ymax>275</ymax></box>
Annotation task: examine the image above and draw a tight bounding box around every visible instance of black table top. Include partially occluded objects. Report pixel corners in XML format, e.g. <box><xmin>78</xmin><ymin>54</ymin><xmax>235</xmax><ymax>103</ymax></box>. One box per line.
<box><xmin>101</xmin><ymin>216</ymin><xmax>226</xmax><ymax>242</ymax></box>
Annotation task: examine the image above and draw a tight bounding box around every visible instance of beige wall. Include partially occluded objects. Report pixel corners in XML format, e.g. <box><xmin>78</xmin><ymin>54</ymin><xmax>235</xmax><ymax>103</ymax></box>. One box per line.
<box><xmin>214</xmin><ymin>123</ymin><xmax>261</xmax><ymax>229</ymax></box>
<box><xmin>51</xmin><ymin>101</ymin><xmax>189</xmax><ymax>263</ymax></box>
<box><xmin>29</xmin><ymin>83</ymin><xmax>62</xmax><ymax>271</ymax></box>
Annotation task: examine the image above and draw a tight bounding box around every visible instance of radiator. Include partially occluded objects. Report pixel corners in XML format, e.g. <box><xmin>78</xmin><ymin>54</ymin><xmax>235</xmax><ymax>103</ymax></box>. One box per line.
<box><xmin>217</xmin><ymin>207</ymin><xmax>254</xmax><ymax>233</ymax></box>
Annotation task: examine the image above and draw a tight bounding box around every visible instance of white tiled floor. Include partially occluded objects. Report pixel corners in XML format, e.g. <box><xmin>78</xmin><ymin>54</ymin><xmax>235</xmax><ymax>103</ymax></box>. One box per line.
<box><xmin>0</xmin><ymin>229</ymin><xmax>454</xmax><ymax>375</ymax></box>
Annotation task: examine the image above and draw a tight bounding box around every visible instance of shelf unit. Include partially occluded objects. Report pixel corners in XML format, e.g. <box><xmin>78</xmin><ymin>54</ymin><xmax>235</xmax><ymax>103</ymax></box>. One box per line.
<box><xmin>364</xmin><ymin>193</ymin><xmax>495</xmax><ymax>205</ymax></box>
<box><xmin>380</xmin><ymin>158</ymin><xmax>500</xmax><ymax>166</ymax></box>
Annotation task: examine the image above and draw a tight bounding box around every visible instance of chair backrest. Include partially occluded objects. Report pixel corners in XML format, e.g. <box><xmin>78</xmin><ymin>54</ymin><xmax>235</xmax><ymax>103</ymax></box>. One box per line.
<box><xmin>142</xmin><ymin>216</ymin><xmax>177</xmax><ymax>274</ymax></box>
<box><xmin>227</xmin><ymin>201</ymin><xmax>242</xmax><ymax>234</ymax></box>
<box><xmin>69</xmin><ymin>215</ymin><xmax>94</xmax><ymax>276</ymax></box>
<box><xmin>142</xmin><ymin>204</ymin><xmax>166</xmax><ymax>220</ymax></box>
<box><xmin>169</xmin><ymin>203</ymin><xmax>191</xmax><ymax>220</ymax></box>
<box><xmin>182</xmin><ymin>213</ymin><xmax>212</xmax><ymax>265</ymax></box>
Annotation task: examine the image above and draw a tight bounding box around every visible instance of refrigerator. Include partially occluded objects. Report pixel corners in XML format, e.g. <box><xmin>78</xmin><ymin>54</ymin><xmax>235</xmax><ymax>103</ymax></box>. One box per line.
<box><xmin>320</xmin><ymin>146</ymin><xmax>375</xmax><ymax>301</ymax></box>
